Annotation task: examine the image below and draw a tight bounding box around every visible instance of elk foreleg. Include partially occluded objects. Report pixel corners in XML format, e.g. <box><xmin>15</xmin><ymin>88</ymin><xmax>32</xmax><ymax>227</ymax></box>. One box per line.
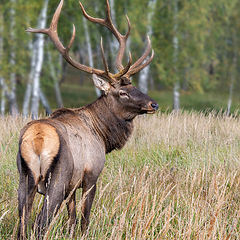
<box><xmin>81</xmin><ymin>176</ymin><xmax>97</xmax><ymax>233</ymax></box>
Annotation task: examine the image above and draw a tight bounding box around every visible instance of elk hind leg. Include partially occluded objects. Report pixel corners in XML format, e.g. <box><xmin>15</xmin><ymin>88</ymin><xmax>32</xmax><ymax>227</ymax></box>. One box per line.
<box><xmin>36</xmin><ymin>178</ymin><xmax>67</xmax><ymax>238</ymax></box>
<box><xmin>36</xmin><ymin>159</ymin><xmax>72</xmax><ymax>237</ymax></box>
<box><xmin>18</xmin><ymin>164</ymin><xmax>37</xmax><ymax>239</ymax></box>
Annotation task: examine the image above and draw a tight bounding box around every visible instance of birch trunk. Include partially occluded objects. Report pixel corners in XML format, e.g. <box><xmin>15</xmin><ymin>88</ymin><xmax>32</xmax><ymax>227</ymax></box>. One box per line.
<box><xmin>60</xmin><ymin>60</ymin><xmax>68</xmax><ymax>84</ymax></box>
<box><xmin>9</xmin><ymin>0</ymin><xmax>19</xmax><ymax>115</ymax></box>
<box><xmin>138</xmin><ymin>0</ymin><xmax>157</xmax><ymax>94</ymax></box>
<box><xmin>172</xmin><ymin>0</ymin><xmax>180</xmax><ymax>111</ymax></box>
<box><xmin>23</xmin><ymin>40</ymin><xmax>37</xmax><ymax>117</ymax></box>
<box><xmin>55</xmin><ymin>55</ymin><xmax>64</xmax><ymax>107</ymax></box>
<box><xmin>138</xmin><ymin>60</ymin><xmax>149</xmax><ymax>94</ymax></box>
<box><xmin>227</xmin><ymin>79</ymin><xmax>234</xmax><ymax>116</ymax></box>
<box><xmin>109</xmin><ymin>0</ymin><xmax>119</xmax><ymax>71</ymax></box>
<box><xmin>47</xmin><ymin>49</ymin><xmax>63</xmax><ymax>108</ymax></box>
<box><xmin>0</xmin><ymin>14</ymin><xmax>5</xmax><ymax>115</ymax></box>
<box><xmin>82</xmin><ymin>16</ymin><xmax>101</xmax><ymax>97</ymax></box>
<box><xmin>173</xmin><ymin>81</ymin><xmax>180</xmax><ymax>110</ymax></box>
<box><xmin>0</xmin><ymin>78</ymin><xmax>6</xmax><ymax>116</ymax></box>
<box><xmin>227</xmin><ymin>49</ymin><xmax>237</xmax><ymax>115</ymax></box>
<box><xmin>54</xmin><ymin>75</ymin><xmax>63</xmax><ymax>108</ymax></box>
<box><xmin>124</xmin><ymin>2</ymin><xmax>131</xmax><ymax>55</ymax></box>
<box><xmin>39</xmin><ymin>88</ymin><xmax>52</xmax><ymax>115</ymax></box>
<box><xmin>31</xmin><ymin>0</ymin><xmax>49</xmax><ymax>119</ymax></box>
<box><xmin>109</xmin><ymin>0</ymin><xmax>118</xmax><ymax>54</ymax></box>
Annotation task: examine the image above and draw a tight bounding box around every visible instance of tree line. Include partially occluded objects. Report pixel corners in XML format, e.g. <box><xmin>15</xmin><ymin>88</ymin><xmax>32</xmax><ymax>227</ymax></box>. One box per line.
<box><xmin>0</xmin><ymin>0</ymin><xmax>239</xmax><ymax>117</ymax></box>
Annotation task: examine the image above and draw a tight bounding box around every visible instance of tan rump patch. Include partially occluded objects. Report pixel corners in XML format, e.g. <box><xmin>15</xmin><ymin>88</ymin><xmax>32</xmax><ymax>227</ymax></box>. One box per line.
<box><xmin>21</xmin><ymin>123</ymin><xmax>60</xmax><ymax>183</ymax></box>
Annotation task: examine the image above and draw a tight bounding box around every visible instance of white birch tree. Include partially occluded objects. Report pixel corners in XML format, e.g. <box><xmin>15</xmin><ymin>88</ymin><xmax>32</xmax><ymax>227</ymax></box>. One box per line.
<box><xmin>9</xmin><ymin>0</ymin><xmax>19</xmax><ymax>115</ymax></box>
<box><xmin>22</xmin><ymin>40</ymin><xmax>36</xmax><ymax>116</ymax></box>
<box><xmin>30</xmin><ymin>0</ymin><xmax>49</xmax><ymax>119</ymax></box>
<box><xmin>39</xmin><ymin>88</ymin><xmax>52</xmax><ymax>115</ymax></box>
<box><xmin>172</xmin><ymin>0</ymin><xmax>180</xmax><ymax>111</ymax></box>
<box><xmin>227</xmin><ymin>41</ymin><xmax>237</xmax><ymax>115</ymax></box>
<box><xmin>138</xmin><ymin>0</ymin><xmax>157</xmax><ymax>94</ymax></box>
<box><xmin>47</xmin><ymin>48</ymin><xmax>63</xmax><ymax>108</ymax></box>
<box><xmin>0</xmin><ymin>78</ymin><xmax>6</xmax><ymax>116</ymax></box>
<box><xmin>109</xmin><ymin>0</ymin><xmax>119</xmax><ymax>58</ymax></box>
<box><xmin>82</xmin><ymin>16</ymin><xmax>101</xmax><ymax>97</ymax></box>
<box><xmin>0</xmin><ymin>12</ymin><xmax>5</xmax><ymax>116</ymax></box>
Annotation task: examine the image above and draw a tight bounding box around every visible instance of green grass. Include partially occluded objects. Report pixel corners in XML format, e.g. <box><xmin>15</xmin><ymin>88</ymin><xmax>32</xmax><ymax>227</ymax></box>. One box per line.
<box><xmin>1</xmin><ymin>112</ymin><xmax>240</xmax><ymax>239</ymax></box>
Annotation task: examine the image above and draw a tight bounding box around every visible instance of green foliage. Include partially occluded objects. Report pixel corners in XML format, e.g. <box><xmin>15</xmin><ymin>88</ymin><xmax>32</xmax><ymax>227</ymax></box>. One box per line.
<box><xmin>1</xmin><ymin>0</ymin><xmax>240</xmax><ymax>113</ymax></box>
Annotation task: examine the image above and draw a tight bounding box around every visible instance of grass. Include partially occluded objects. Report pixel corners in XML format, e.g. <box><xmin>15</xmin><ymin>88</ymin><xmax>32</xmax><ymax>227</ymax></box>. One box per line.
<box><xmin>1</xmin><ymin>112</ymin><xmax>240</xmax><ymax>239</ymax></box>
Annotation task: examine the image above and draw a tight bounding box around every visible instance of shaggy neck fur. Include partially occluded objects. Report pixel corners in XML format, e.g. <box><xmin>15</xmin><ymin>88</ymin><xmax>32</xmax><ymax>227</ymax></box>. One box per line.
<box><xmin>85</xmin><ymin>95</ymin><xmax>134</xmax><ymax>153</ymax></box>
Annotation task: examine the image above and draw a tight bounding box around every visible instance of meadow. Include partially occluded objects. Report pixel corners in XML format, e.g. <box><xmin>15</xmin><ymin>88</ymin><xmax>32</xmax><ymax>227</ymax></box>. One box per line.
<box><xmin>0</xmin><ymin>111</ymin><xmax>240</xmax><ymax>239</ymax></box>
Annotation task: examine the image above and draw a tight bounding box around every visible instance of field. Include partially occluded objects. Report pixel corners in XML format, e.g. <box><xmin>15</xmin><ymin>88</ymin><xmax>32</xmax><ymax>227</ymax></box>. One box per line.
<box><xmin>0</xmin><ymin>112</ymin><xmax>240</xmax><ymax>239</ymax></box>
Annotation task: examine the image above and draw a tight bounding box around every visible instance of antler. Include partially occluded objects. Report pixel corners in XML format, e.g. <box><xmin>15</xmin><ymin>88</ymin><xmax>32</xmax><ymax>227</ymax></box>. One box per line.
<box><xmin>80</xmin><ymin>0</ymin><xmax>154</xmax><ymax>79</ymax></box>
<box><xmin>126</xmin><ymin>36</ymin><xmax>154</xmax><ymax>77</ymax></box>
<box><xmin>27</xmin><ymin>0</ymin><xmax>154</xmax><ymax>84</ymax></box>
<box><xmin>79</xmin><ymin>0</ymin><xmax>131</xmax><ymax>72</ymax></box>
<box><xmin>26</xmin><ymin>0</ymin><xmax>116</xmax><ymax>82</ymax></box>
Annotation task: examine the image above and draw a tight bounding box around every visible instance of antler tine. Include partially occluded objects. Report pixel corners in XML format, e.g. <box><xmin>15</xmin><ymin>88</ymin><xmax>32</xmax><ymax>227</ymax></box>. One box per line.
<box><xmin>100</xmin><ymin>37</ymin><xmax>109</xmax><ymax>74</ymax></box>
<box><xmin>115</xmin><ymin>15</ymin><xmax>131</xmax><ymax>71</ymax></box>
<box><xmin>66</xmin><ymin>24</ymin><xmax>76</xmax><ymax>52</ymax></box>
<box><xmin>126</xmin><ymin>50</ymin><xmax>154</xmax><ymax>77</ymax></box>
<box><xmin>27</xmin><ymin>0</ymin><xmax>65</xmax><ymax>55</ymax></box>
<box><xmin>79</xmin><ymin>0</ymin><xmax>131</xmax><ymax>72</ymax></box>
<box><xmin>124</xmin><ymin>36</ymin><xmax>154</xmax><ymax>77</ymax></box>
<box><xmin>100</xmin><ymin>38</ymin><xmax>133</xmax><ymax>82</ymax></box>
<box><xmin>27</xmin><ymin>0</ymin><xmax>107</xmax><ymax>78</ymax></box>
<box><xmin>130</xmin><ymin>36</ymin><xmax>152</xmax><ymax>70</ymax></box>
<box><xmin>104</xmin><ymin>0</ymin><xmax>131</xmax><ymax>71</ymax></box>
<box><xmin>79</xmin><ymin>1</ymin><xmax>105</xmax><ymax>25</ymax></box>
<box><xmin>114</xmin><ymin>52</ymin><xmax>132</xmax><ymax>79</ymax></box>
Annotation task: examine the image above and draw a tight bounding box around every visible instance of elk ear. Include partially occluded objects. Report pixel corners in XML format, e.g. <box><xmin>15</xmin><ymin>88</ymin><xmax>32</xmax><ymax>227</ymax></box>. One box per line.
<box><xmin>92</xmin><ymin>74</ymin><xmax>111</xmax><ymax>94</ymax></box>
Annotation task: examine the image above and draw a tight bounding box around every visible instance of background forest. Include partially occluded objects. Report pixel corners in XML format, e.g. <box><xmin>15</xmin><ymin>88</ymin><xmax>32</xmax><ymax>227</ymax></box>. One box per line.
<box><xmin>0</xmin><ymin>0</ymin><xmax>240</xmax><ymax>117</ymax></box>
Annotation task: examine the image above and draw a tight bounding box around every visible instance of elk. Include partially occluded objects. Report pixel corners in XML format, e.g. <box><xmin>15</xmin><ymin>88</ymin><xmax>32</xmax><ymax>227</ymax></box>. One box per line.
<box><xmin>17</xmin><ymin>0</ymin><xmax>158</xmax><ymax>238</ymax></box>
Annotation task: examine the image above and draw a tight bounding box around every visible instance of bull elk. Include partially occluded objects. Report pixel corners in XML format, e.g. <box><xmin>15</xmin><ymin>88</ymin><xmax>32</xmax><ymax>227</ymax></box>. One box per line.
<box><xmin>17</xmin><ymin>0</ymin><xmax>158</xmax><ymax>238</ymax></box>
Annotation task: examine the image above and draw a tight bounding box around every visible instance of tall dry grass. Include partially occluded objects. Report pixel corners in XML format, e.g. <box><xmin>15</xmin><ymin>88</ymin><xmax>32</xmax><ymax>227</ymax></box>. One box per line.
<box><xmin>0</xmin><ymin>112</ymin><xmax>240</xmax><ymax>239</ymax></box>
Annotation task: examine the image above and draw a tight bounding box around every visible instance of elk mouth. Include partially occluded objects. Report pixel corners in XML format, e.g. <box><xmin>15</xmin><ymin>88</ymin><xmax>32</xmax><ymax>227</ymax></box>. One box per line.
<box><xmin>141</xmin><ymin>102</ymin><xmax>159</xmax><ymax>114</ymax></box>
<box><xmin>147</xmin><ymin>109</ymin><xmax>157</xmax><ymax>114</ymax></box>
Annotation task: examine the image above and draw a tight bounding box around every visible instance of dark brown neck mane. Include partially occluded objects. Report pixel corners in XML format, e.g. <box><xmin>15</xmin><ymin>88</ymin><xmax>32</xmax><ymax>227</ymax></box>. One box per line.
<box><xmin>84</xmin><ymin>96</ymin><xmax>134</xmax><ymax>153</ymax></box>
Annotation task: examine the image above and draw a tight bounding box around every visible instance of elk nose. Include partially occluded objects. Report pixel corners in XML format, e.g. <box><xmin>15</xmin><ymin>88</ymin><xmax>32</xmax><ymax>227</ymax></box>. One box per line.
<box><xmin>151</xmin><ymin>102</ymin><xmax>159</xmax><ymax>110</ymax></box>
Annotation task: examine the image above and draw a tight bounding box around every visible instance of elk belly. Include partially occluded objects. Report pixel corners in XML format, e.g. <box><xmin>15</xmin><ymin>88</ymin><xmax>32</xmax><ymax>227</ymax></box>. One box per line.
<box><xmin>21</xmin><ymin>123</ymin><xmax>60</xmax><ymax>185</ymax></box>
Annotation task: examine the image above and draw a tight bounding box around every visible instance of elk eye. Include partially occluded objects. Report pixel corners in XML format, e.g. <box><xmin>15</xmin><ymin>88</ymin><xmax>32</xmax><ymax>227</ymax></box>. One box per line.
<box><xmin>119</xmin><ymin>90</ymin><xmax>129</xmax><ymax>98</ymax></box>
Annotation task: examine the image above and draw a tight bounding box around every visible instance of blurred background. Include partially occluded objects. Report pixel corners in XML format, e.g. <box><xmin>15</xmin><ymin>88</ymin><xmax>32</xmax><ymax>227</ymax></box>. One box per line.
<box><xmin>0</xmin><ymin>0</ymin><xmax>240</xmax><ymax>118</ymax></box>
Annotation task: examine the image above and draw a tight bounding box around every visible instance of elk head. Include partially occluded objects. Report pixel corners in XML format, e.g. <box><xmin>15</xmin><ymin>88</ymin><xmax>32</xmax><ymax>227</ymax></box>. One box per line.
<box><xmin>26</xmin><ymin>0</ymin><xmax>158</xmax><ymax>119</ymax></box>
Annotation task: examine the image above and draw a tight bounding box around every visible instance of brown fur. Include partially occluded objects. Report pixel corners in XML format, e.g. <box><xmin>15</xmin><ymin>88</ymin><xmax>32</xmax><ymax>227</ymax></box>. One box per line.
<box><xmin>84</xmin><ymin>97</ymin><xmax>134</xmax><ymax>153</ymax></box>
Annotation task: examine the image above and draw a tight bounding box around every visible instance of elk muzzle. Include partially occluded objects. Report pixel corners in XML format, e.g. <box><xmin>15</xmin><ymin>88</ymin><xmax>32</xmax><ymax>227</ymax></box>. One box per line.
<box><xmin>141</xmin><ymin>101</ymin><xmax>159</xmax><ymax>114</ymax></box>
